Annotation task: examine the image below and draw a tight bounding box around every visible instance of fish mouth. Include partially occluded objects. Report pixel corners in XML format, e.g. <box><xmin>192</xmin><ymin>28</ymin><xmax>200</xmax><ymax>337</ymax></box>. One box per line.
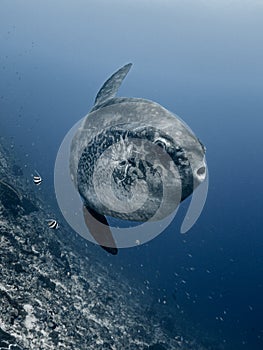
<box><xmin>113</xmin><ymin>158</ymin><xmax>146</xmax><ymax>191</ymax></box>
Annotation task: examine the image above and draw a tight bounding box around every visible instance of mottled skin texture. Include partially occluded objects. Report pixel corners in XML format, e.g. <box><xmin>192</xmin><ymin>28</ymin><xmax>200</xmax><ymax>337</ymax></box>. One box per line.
<box><xmin>77</xmin><ymin>125</ymin><xmax>193</xmax><ymax>222</ymax></box>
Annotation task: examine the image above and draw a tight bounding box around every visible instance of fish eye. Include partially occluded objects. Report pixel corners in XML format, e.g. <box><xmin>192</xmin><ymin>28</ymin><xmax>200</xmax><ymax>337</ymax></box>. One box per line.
<box><xmin>154</xmin><ymin>139</ymin><xmax>166</xmax><ymax>150</ymax></box>
<box><xmin>119</xmin><ymin>160</ymin><xmax>127</xmax><ymax>166</ymax></box>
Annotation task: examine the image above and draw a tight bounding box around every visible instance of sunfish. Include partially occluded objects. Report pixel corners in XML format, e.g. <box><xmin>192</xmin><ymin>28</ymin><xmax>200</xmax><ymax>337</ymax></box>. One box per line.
<box><xmin>70</xmin><ymin>64</ymin><xmax>206</xmax><ymax>254</ymax></box>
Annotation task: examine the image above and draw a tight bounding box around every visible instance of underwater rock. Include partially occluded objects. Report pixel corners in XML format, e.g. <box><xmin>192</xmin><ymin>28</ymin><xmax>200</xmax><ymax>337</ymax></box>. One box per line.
<box><xmin>13</xmin><ymin>263</ymin><xmax>25</xmax><ymax>273</ymax></box>
<box><xmin>0</xmin><ymin>141</ymin><xmax>213</xmax><ymax>349</ymax></box>
<box><xmin>0</xmin><ymin>327</ymin><xmax>23</xmax><ymax>350</ymax></box>
<box><xmin>37</xmin><ymin>274</ymin><xmax>56</xmax><ymax>291</ymax></box>
<box><xmin>0</xmin><ymin>290</ymin><xmax>26</xmax><ymax>327</ymax></box>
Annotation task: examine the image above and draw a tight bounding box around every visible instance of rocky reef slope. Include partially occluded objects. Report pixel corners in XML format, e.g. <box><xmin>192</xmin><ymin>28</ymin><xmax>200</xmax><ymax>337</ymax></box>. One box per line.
<box><xmin>0</xmin><ymin>140</ymin><xmax>215</xmax><ymax>350</ymax></box>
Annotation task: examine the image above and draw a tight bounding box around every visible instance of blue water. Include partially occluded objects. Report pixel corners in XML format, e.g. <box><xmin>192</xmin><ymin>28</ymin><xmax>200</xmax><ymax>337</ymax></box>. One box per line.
<box><xmin>1</xmin><ymin>1</ymin><xmax>263</xmax><ymax>349</ymax></box>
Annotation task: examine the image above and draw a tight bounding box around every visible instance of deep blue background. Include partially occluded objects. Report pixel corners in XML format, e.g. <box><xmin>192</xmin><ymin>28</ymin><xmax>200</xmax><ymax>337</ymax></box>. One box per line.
<box><xmin>1</xmin><ymin>1</ymin><xmax>263</xmax><ymax>349</ymax></box>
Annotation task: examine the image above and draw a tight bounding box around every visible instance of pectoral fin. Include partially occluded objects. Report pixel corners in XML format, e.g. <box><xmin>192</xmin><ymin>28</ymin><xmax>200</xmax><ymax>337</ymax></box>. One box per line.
<box><xmin>83</xmin><ymin>206</ymin><xmax>118</xmax><ymax>255</ymax></box>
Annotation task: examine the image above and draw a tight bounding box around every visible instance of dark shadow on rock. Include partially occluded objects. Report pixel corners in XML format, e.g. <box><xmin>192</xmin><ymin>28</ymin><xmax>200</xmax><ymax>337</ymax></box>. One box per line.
<box><xmin>0</xmin><ymin>179</ymin><xmax>22</xmax><ymax>216</ymax></box>
<box><xmin>0</xmin><ymin>179</ymin><xmax>38</xmax><ymax>217</ymax></box>
<box><xmin>0</xmin><ymin>327</ymin><xmax>24</xmax><ymax>349</ymax></box>
<box><xmin>37</xmin><ymin>274</ymin><xmax>56</xmax><ymax>291</ymax></box>
<box><xmin>21</xmin><ymin>197</ymin><xmax>38</xmax><ymax>215</ymax></box>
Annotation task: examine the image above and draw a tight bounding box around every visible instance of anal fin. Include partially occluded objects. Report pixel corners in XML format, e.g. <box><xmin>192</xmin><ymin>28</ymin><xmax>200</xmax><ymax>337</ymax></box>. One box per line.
<box><xmin>83</xmin><ymin>206</ymin><xmax>118</xmax><ymax>255</ymax></box>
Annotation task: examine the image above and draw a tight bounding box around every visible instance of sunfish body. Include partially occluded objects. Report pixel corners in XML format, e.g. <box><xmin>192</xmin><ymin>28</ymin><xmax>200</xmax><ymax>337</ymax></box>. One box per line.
<box><xmin>70</xmin><ymin>64</ymin><xmax>206</xmax><ymax>254</ymax></box>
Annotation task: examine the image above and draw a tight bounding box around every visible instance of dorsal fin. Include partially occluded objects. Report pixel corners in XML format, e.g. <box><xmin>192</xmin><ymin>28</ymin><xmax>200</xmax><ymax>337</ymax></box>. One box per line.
<box><xmin>94</xmin><ymin>63</ymin><xmax>132</xmax><ymax>106</ymax></box>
